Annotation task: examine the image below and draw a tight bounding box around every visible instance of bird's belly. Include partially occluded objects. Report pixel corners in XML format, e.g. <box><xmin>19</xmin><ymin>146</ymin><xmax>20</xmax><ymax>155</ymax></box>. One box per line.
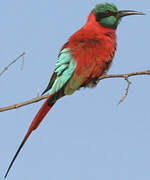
<box><xmin>64</xmin><ymin>58</ymin><xmax>111</xmax><ymax>95</ymax></box>
<box><xmin>81</xmin><ymin>59</ymin><xmax>110</xmax><ymax>88</ymax></box>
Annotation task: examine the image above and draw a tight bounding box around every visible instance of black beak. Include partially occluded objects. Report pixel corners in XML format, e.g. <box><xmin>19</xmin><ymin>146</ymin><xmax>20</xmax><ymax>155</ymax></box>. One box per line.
<box><xmin>118</xmin><ymin>10</ymin><xmax>145</xmax><ymax>18</ymax></box>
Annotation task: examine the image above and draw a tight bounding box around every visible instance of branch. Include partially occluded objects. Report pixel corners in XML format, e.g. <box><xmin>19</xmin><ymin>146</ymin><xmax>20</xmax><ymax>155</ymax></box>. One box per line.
<box><xmin>97</xmin><ymin>70</ymin><xmax>150</xmax><ymax>81</ymax></box>
<box><xmin>97</xmin><ymin>70</ymin><xmax>150</xmax><ymax>104</ymax></box>
<box><xmin>0</xmin><ymin>52</ymin><xmax>25</xmax><ymax>77</ymax></box>
<box><xmin>0</xmin><ymin>70</ymin><xmax>150</xmax><ymax>112</ymax></box>
<box><xmin>0</xmin><ymin>94</ymin><xmax>49</xmax><ymax>112</ymax></box>
<box><xmin>118</xmin><ymin>77</ymin><xmax>131</xmax><ymax>105</ymax></box>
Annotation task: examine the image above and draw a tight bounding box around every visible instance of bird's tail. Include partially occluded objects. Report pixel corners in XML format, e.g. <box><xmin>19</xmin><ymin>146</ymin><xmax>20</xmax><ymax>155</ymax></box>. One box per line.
<box><xmin>5</xmin><ymin>93</ymin><xmax>56</xmax><ymax>178</ymax></box>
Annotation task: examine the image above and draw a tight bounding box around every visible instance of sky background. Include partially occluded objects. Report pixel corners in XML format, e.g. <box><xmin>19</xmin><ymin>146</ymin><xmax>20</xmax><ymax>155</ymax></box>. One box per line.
<box><xmin>0</xmin><ymin>0</ymin><xmax>150</xmax><ymax>180</ymax></box>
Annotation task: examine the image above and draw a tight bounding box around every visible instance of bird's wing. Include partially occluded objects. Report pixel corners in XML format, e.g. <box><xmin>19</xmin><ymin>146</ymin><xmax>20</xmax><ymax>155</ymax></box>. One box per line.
<box><xmin>42</xmin><ymin>48</ymin><xmax>76</xmax><ymax>95</ymax></box>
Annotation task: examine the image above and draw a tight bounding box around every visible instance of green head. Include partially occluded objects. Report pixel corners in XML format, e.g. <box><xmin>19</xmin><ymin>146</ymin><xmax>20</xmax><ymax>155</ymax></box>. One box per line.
<box><xmin>93</xmin><ymin>3</ymin><xmax>145</xmax><ymax>29</ymax></box>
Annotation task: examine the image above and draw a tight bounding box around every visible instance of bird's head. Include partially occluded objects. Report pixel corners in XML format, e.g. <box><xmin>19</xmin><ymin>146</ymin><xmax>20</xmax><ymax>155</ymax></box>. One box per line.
<box><xmin>93</xmin><ymin>3</ymin><xmax>145</xmax><ymax>29</ymax></box>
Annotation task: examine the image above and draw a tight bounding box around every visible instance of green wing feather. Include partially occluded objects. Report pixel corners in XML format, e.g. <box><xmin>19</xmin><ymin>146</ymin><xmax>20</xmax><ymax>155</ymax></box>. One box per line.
<box><xmin>42</xmin><ymin>48</ymin><xmax>76</xmax><ymax>95</ymax></box>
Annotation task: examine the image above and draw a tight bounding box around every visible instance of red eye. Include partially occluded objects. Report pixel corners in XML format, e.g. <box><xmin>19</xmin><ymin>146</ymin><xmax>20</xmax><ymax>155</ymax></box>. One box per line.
<box><xmin>105</xmin><ymin>10</ymin><xmax>111</xmax><ymax>15</ymax></box>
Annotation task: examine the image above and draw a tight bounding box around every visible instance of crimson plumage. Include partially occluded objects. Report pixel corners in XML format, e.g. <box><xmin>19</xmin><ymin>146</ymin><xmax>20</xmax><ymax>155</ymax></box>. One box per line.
<box><xmin>66</xmin><ymin>12</ymin><xmax>116</xmax><ymax>88</ymax></box>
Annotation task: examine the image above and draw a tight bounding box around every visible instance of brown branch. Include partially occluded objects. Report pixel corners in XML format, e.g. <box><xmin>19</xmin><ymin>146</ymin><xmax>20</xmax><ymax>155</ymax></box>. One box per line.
<box><xmin>0</xmin><ymin>94</ymin><xmax>48</xmax><ymax>112</ymax></box>
<box><xmin>0</xmin><ymin>70</ymin><xmax>150</xmax><ymax>112</ymax></box>
<box><xmin>118</xmin><ymin>76</ymin><xmax>132</xmax><ymax>105</ymax></box>
<box><xmin>97</xmin><ymin>70</ymin><xmax>150</xmax><ymax>104</ymax></box>
<box><xmin>97</xmin><ymin>70</ymin><xmax>150</xmax><ymax>81</ymax></box>
<box><xmin>0</xmin><ymin>52</ymin><xmax>25</xmax><ymax>77</ymax></box>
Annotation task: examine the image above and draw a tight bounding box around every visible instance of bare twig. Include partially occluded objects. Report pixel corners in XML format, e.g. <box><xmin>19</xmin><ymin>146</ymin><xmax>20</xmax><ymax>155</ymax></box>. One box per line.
<box><xmin>37</xmin><ymin>88</ymin><xmax>41</xmax><ymax>97</ymax></box>
<box><xmin>98</xmin><ymin>70</ymin><xmax>150</xmax><ymax>104</ymax></box>
<box><xmin>0</xmin><ymin>70</ymin><xmax>150</xmax><ymax>112</ymax></box>
<box><xmin>0</xmin><ymin>52</ymin><xmax>25</xmax><ymax>77</ymax></box>
<box><xmin>97</xmin><ymin>70</ymin><xmax>150</xmax><ymax>81</ymax></box>
<box><xmin>21</xmin><ymin>53</ymin><xmax>25</xmax><ymax>70</ymax></box>
<box><xmin>0</xmin><ymin>94</ymin><xmax>48</xmax><ymax>112</ymax></box>
<box><xmin>118</xmin><ymin>76</ymin><xmax>132</xmax><ymax>105</ymax></box>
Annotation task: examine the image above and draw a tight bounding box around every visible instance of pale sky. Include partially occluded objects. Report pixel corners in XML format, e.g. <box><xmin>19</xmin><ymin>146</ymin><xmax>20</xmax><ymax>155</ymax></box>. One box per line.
<box><xmin>0</xmin><ymin>1</ymin><xmax>150</xmax><ymax>180</ymax></box>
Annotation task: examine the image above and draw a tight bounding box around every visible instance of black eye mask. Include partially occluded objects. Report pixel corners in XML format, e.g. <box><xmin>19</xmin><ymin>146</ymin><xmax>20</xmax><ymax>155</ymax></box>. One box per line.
<box><xmin>95</xmin><ymin>11</ymin><xmax>117</xmax><ymax>21</ymax></box>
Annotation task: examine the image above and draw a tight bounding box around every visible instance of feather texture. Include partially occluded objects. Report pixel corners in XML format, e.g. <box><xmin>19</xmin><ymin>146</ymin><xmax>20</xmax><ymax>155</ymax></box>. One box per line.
<box><xmin>49</xmin><ymin>48</ymin><xmax>76</xmax><ymax>95</ymax></box>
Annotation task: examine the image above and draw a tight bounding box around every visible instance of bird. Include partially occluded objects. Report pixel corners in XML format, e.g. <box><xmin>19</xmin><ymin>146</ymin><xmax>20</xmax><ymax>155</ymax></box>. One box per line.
<box><xmin>4</xmin><ymin>2</ymin><xmax>144</xmax><ymax>178</ymax></box>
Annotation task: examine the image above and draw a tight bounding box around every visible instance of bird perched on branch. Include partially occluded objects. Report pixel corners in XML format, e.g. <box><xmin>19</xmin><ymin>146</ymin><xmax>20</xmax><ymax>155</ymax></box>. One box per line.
<box><xmin>5</xmin><ymin>2</ymin><xmax>144</xmax><ymax>178</ymax></box>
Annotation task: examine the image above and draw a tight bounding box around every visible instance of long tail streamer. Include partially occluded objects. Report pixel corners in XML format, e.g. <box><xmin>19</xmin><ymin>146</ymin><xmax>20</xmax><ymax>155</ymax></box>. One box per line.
<box><xmin>5</xmin><ymin>94</ymin><xmax>55</xmax><ymax>178</ymax></box>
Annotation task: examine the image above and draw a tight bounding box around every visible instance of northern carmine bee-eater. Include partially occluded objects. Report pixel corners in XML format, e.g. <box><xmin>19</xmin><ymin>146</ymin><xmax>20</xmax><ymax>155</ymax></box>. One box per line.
<box><xmin>5</xmin><ymin>2</ymin><xmax>144</xmax><ymax>178</ymax></box>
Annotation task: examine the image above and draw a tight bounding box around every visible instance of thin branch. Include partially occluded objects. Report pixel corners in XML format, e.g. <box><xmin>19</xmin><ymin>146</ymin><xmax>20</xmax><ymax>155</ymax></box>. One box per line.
<box><xmin>118</xmin><ymin>76</ymin><xmax>132</xmax><ymax>105</ymax></box>
<box><xmin>0</xmin><ymin>52</ymin><xmax>25</xmax><ymax>77</ymax></box>
<box><xmin>97</xmin><ymin>70</ymin><xmax>150</xmax><ymax>81</ymax></box>
<box><xmin>0</xmin><ymin>70</ymin><xmax>150</xmax><ymax>112</ymax></box>
<box><xmin>0</xmin><ymin>94</ymin><xmax>48</xmax><ymax>112</ymax></box>
<box><xmin>21</xmin><ymin>53</ymin><xmax>25</xmax><ymax>70</ymax></box>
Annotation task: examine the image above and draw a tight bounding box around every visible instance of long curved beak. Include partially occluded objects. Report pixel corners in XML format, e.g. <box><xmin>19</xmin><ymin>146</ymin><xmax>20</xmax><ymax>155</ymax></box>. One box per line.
<box><xmin>118</xmin><ymin>10</ymin><xmax>145</xmax><ymax>18</ymax></box>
